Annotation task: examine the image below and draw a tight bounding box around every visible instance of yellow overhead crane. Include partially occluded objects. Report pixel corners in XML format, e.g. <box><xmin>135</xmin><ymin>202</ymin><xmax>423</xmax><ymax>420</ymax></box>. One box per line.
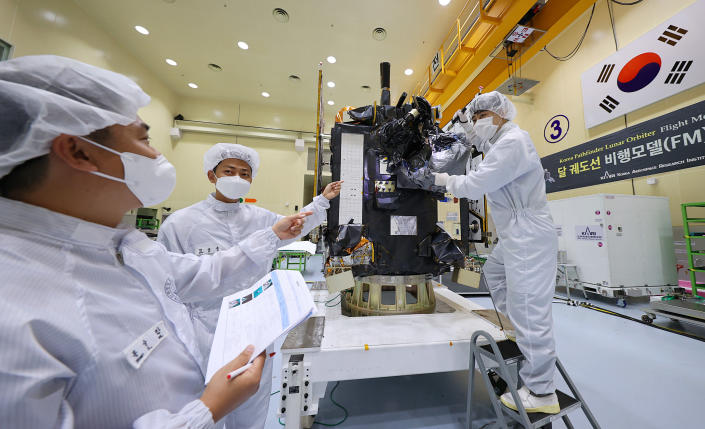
<box><xmin>410</xmin><ymin>0</ymin><xmax>599</xmax><ymax>128</ymax></box>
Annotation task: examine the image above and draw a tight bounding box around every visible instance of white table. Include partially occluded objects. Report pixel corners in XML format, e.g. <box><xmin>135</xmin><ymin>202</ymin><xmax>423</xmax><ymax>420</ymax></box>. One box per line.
<box><xmin>277</xmin><ymin>285</ymin><xmax>506</xmax><ymax>429</ymax></box>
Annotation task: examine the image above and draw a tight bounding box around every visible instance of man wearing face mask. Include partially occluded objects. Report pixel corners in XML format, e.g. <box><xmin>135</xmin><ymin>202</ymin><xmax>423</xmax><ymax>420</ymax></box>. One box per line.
<box><xmin>157</xmin><ymin>143</ymin><xmax>342</xmax><ymax>429</ymax></box>
<box><xmin>434</xmin><ymin>91</ymin><xmax>559</xmax><ymax>414</ymax></box>
<box><xmin>0</xmin><ymin>55</ymin><xmax>311</xmax><ymax>428</ymax></box>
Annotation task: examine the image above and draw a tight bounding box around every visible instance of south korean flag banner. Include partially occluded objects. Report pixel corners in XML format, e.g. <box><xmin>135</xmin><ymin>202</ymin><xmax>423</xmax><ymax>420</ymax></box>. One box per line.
<box><xmin>581</xmin><ymin>1</ymin><xmax>704</xmax><ymax>129</ymax></box>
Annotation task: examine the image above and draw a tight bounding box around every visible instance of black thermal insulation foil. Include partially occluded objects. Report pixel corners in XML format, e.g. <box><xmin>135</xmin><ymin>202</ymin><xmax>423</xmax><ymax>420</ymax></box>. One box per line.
<box><xmin>327</xmin><ymin>123</ymin><xmax>444</xmax><ymax>276</ymax></box>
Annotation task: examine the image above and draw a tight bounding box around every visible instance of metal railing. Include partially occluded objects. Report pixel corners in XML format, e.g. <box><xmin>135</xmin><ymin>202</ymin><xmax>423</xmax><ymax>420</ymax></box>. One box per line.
<box><xmin>412</xmin><ymin>0</ymin><xmax>496</xmax><ymax>98</ymax></box>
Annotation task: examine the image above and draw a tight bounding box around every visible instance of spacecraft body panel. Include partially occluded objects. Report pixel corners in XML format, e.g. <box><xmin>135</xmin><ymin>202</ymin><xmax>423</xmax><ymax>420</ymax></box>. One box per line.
<box><xmin>327</xmin><ymin>123</ymin><xmax>442</xmax><ymax>277</ymax></box>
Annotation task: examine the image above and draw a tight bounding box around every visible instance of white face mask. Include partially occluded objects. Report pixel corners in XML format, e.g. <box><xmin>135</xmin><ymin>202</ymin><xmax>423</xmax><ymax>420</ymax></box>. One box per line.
<box><xmin>216</xmin><ymin>175</ymin><xmax>251</xmax><ymax>200</ymax></box>
<box><xmin>80</xmin><ymin>137</ymin><xmax>177</xmax><ymax>207</ymax></box>
<box><xmin>473</xmin><ymin>116</ymin><xmax>499</xmax><ymax>141</ymax></box>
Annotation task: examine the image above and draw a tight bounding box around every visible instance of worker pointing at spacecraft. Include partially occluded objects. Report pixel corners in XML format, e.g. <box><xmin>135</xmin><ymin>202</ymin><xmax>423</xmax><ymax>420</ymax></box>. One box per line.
<box><xmin>434</xmin><ymin>91</ymin><xmax>560</xmax><ymax>414</ymax></box>
<box><xmin>158</xmin><ymin>143</ymin><xmax>342</xmax><ymax>429</ymax></box>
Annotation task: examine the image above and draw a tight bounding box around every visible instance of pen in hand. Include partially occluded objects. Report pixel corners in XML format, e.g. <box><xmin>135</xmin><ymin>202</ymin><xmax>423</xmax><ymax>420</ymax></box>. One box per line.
<box><xmin>226</xmin><ymin>362</ymin><xmax>254</xmax><ymax>380</ymax></box>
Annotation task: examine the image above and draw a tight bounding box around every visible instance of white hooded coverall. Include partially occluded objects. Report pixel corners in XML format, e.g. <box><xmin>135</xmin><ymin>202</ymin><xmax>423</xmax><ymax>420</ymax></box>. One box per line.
<box><xmin>0</xmin><ymin>195</ymin><xmax>282</xmax><ymax>428</ymax></box>
<box><xmin>446</xmin><ymin>121</ymin><xmax>558</xmax><ymax>394</ymax></box>
<box><xmin>158</xmin><ymin>193</ymin><xmax>330</xmax><ymax>429</ymax></box>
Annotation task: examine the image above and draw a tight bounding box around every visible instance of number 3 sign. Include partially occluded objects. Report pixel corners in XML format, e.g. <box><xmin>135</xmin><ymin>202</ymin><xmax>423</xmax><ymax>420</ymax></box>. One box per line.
<box><xmin>544</xmin><ymin>114</ymin><xmax>569</xmax><ymax>143</ymax></box>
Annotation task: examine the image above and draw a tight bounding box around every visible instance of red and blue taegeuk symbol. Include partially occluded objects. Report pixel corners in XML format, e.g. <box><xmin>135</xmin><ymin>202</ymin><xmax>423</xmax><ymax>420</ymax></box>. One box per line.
<box><xmin>617</xmin><ymin>52</ymin><xmax>661</xmax><ymax>93</ymax></box>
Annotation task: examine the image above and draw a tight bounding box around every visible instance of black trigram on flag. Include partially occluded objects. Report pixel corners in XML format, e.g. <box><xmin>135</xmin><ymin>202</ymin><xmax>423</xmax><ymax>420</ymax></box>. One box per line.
<box><xmin>597</xmin><ymin>64</ymin><xmax>615</xmax><ymax>83</ymax></box>
<box><xmin>658</xmin><ymin>25</ymin><xmax>687</xmax><ymax>46</ymax></box>
<box><xmin>599</xmin><ymin>95</ymin><xmax>619</xmax><ymax>113</ymax></box>
<box><xmin>665</xmin><ymin>60</ymin><xmax>693</xmax><ymax>84</ymax></box>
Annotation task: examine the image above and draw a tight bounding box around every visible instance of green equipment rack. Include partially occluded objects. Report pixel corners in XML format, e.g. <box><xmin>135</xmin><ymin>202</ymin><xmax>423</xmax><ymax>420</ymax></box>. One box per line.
<box><xmin>682</xmin><ymin>202</ymin><xmax>705</xmax><ymax>297</ymax></box>
<box><xmin>274</xmin><ymin>250</ymin><xmax>309</xmax><ymax>272</ymax></box>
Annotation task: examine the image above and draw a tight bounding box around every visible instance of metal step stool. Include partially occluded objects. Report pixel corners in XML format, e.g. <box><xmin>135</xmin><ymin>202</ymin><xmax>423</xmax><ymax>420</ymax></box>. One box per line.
<box><xmin>467</xmin><ymin>331</ymin><xmax>600</xmax><ymax>429</ymax></box>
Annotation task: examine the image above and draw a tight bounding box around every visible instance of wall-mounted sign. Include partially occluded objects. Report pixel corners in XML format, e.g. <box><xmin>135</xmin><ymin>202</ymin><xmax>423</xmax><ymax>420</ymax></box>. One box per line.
<box><xmin>431</xmin><ymin>51</ymin><xmax>441</xmax><ymax>73</ymax></box>
<box><xmin>541</xmin><ymin>100</ymin><xmax>705</xmax><ymax>193</ymax></box>
<box><xmin>507</xmin><ymin>25</ymin><xmax>535</xmax><ymax>43</ymax></box>
<box><xmin>581</xmin><ymin>1</ymin><xmax>705</xmax><ymax>128</ymax></box>
<box><xmin>544</xmin><ymin>114</ymin><xmax>570</xmax><ymax>143</ymax></box>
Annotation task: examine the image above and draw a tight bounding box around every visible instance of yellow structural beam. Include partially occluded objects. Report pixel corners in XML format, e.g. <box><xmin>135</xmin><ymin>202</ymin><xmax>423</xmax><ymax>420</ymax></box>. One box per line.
<box><xmin>440</xmin><ymin>0</ymin><xmax>598</xmax><ymax>127</ymax></box>
<box><xmin>478</xmin><ymin>6</ymin><xmax>502</xmax><ymax>25</ymax></box>
<box><xmin>427</xmin><ymin>0</ymin><xmax>537</xmax><ymax>107</ymax></box>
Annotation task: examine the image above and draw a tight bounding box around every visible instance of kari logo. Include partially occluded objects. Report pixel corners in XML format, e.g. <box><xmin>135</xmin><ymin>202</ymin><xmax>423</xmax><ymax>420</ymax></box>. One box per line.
<box><xmin>575</xmin><ymin>224</ymin><xmax>603</xmax><ymax>241</ymax></box>
<box><xmin>600</xmin><ymin>171</ymin><xmax>616</xmax><ymax>180</ymax></box>
<box><xmin>617</xmin><ymin>52</ymin><xmax>662</xmax><ymax>93</ymax></box>
<box><xmin>581</xmin><ymin>227</ymin><xmax>597</xmax><ymax>237</ymax></box>
<box><xmin>544</xmin><ymin>169</ymin><xmax>556</xmax><ymax>183</ymax></box>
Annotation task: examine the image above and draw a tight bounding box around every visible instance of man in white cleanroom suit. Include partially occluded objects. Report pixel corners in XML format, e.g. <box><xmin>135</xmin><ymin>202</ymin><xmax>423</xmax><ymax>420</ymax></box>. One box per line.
<box><xmin>158</xmin><ymin>143</ymin><xmax>342</xmax><ymax>429</ymax></box>
<box><xmin>0</xmin><ymin>55</ymin><xmax>310</xmax><ymax>428</ymax></box>
<box><xmin>435</xmin><ymin>91</ymin><xmax>559</xmax><ymax>414</ymax></box>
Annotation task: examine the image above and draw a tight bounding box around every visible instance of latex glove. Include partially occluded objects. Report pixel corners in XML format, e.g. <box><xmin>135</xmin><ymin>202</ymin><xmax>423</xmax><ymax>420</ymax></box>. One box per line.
<box><xmin>453</xmin><ymin>109</ymin><xmax>469</xmax><ymax>124</ymax></box>
<box><xmin>453</xmin><ymin>109</ymin><xmax>473</xmax><ymax>134</ymax></box>
<box><xmin>470</xmin><ymin>145</ymin><xmax>482</xmax><ymax>158</ymax></box>
<box><xmin>434</xmin><ymin>172</ymin><xmax>450</xmax><ymax>187</ymax></box>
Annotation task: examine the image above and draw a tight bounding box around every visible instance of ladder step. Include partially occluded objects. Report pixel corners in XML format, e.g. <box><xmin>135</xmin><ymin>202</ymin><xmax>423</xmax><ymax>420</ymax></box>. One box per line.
<box><xmin>480</xmin><ymin>340</ymin><xmax>524</xmax><ymax>364</ymax></box>
<box><xmin>502</xmin><ymin>390</ymin><xmax>582</xmax><ymax>428</ymax></box>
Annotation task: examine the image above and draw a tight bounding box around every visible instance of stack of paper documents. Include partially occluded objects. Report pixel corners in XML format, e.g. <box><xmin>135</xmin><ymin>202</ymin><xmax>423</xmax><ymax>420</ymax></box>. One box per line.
<box><xmin>205</xmin><ymin>270</ymin><xmax>315</xmax><ymax>383</ymax></box>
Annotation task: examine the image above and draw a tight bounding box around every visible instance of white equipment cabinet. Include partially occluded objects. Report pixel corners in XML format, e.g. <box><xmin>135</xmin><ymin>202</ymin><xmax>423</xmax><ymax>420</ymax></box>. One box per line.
<box><xmin>549</xmin><ymin>194</ymin><xmax>678</xmax><ymax>299</ymax></box>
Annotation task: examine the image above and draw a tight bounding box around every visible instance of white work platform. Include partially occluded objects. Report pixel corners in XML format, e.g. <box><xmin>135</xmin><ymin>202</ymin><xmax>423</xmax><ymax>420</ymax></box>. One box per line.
<box><xmin>277</xmin><ymin>284</ymin><xmax>506</xmax><ymax>429</ymax></box>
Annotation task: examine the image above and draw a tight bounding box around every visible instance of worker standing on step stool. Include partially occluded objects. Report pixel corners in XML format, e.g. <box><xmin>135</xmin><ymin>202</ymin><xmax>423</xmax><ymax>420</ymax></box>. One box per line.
<box><xmin>434</xmin><ymin>91</ymin><xmax>560</xmax><ymax>414</ymax></box>
<box><xmin>158</xmin><ymin>142</ymin><xmax>342</xmax><ymax>429</ymax></box>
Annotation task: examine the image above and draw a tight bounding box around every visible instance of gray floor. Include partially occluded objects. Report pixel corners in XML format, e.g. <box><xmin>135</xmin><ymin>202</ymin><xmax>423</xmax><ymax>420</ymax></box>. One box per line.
<box><xmin>265</xmin><ymin>255</ymin><xmax>705</xmax><ymax>429</ymax></box>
